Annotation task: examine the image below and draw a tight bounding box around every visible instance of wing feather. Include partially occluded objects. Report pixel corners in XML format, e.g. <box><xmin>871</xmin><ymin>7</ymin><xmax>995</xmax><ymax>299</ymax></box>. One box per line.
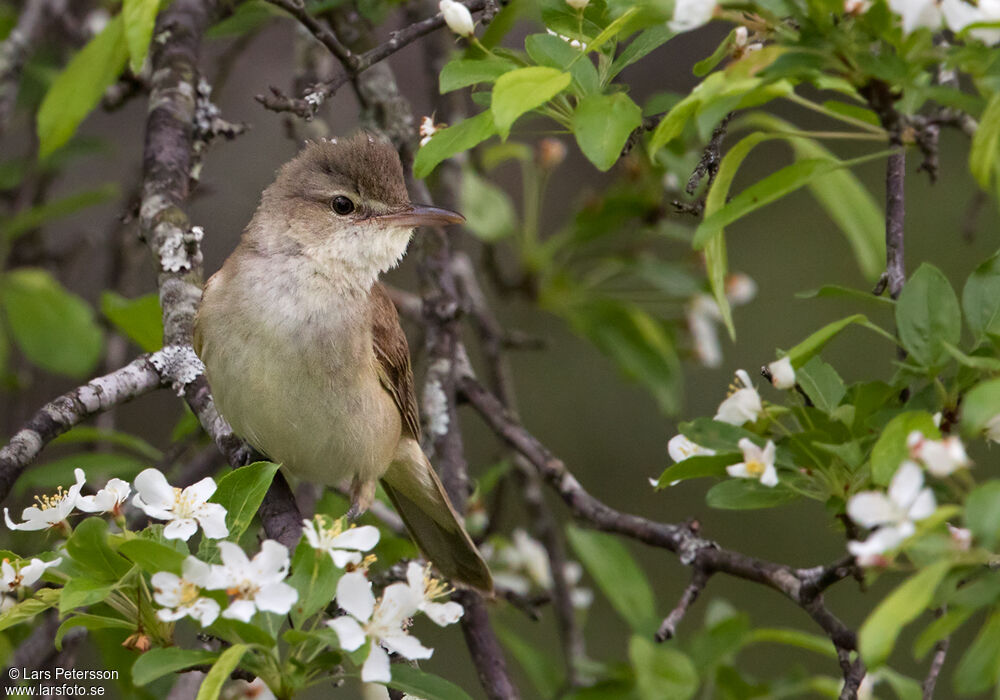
<box><xmin>370</xmin><ymin>282</ymin><xmax>421</xmax><ymax>441</ymax></box>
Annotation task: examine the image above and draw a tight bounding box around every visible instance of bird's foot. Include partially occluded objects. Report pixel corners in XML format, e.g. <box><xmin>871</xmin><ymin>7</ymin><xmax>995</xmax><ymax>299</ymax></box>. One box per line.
<box><xmin>347</xmin><ymin>478</ymin><xmax>376</xmax><ymax>521</ymax></box>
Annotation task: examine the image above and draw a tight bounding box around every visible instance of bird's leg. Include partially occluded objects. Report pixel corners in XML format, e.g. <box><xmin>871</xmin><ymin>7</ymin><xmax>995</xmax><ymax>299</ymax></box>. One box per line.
<box><xmin>346</xmin><ymin>476</ymin><xmax>376</xmax><ymax>521</ymax></box>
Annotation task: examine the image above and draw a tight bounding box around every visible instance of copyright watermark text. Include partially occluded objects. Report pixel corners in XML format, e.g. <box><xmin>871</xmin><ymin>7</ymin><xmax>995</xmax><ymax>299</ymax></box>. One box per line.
<box><xmin>7</xmin><ymin>667</ymin><xmax>117</xmax><ymax>696</ymax></box>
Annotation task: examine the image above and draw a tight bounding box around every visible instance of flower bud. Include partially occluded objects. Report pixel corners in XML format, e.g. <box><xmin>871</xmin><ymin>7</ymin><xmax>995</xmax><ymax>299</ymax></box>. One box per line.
<box><xmin>439</xmin><ymin>0</ymin><xmax>475</xmax><ymax>37</ymax></box>
<box><xmin>536</xmin><ymin>137</ymin><xmax>567</xmax><ymax>169</ymax></box>
<box><xmin>566</xmin><ymin>0</ymin><xmax>590</xmax><ymax>8</ymax></box>
<box><xmin>767</xmin><ymin>356</ymin><xmax>796</xmax><ymax>389</ymax></box>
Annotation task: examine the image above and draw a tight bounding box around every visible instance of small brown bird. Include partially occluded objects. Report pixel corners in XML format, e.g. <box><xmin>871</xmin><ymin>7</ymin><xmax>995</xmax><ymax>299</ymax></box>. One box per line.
<box><xmin>194</xmin><ymin>133</ymin><xmax>492</xmax><ymax>590</ymax></box>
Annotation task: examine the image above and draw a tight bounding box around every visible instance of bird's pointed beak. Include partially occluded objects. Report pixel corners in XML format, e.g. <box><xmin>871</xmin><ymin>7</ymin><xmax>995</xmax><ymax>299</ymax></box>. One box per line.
<box><xmin>375</xmin><ymin>204</ymin><xmax>465</xmax><ymax>227</ymax></box>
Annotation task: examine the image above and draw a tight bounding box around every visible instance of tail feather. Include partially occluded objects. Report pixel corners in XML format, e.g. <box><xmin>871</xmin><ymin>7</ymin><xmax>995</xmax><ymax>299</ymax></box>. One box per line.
<box><xmin>381</xmin><ymin>439</ymin><xmax>493</xmax><ymax>592</ymax></box>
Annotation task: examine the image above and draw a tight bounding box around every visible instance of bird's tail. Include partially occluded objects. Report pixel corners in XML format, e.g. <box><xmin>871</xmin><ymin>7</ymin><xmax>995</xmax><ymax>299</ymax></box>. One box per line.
<box><xmin>380</xmin><ymin>438</ymin><xmax>493</xmax><ymax>592</ymax></box>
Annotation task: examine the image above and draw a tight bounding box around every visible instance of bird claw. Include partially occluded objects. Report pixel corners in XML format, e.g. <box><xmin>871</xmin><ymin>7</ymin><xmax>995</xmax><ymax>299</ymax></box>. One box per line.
<box><xmin>347</xmin><ymin>478</ymin><xmax>375</xmax><ymax>522</ymax></box>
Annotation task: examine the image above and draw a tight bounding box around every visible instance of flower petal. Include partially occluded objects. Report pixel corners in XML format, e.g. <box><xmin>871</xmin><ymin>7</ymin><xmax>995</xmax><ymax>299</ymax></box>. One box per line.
<box><xmin>327</xmin><ymin>616</ymin><xmax>366</xmax><ymax>651</ymax></box>
<box><xmin>846</xmin><ymin>492</ymin><xmax>897</xmax><ymax>528</ymax></box>
<box><xmin>336</xmin><ymin>572</ymin><xmax>375</xmax><ymax>623</ymax></box>
<box><xmin>360</xmin><ymin>642</ymin><xmax>391</xmax><ymax>683</ymax></box>
<box><xmin>195</xmin><ymin>504</ymin><xmax>229</xmax><ymax>539</ymax></box>
<box><xmin>423</xmin><ymin>601</ymin><xmax>463</xmax><ymax>626</ymax></box>
<box><xmin>222</xmin><ymin>599</ymin><xmax>257</xmax><ymax>623</ymax></box>
<box><xmin>330</xmin><ymin>525</ymin><xmax>380</xmax><ymax>553</ymax></box>
<box><xmin>255</xmin><ymin>582</ymin><xmax>298</xmax><ymax>615</ymax></box>
<box><xmin>330</xmin><ymin>550</ymin><xmax>362</xmax><ymax>569</ymax></box>
<box><xmin>163</xmin><ymin>518</ymin><xmax>198</xmax><ymax>541</ymax></box>
<box><xmin>133</xmin><ymin>469</ymin><xmax>175</xmax><ymax>509</ymax></box>
<box><xmin>184</xmin><ymin>477</ymin><xmax>217</xmax><ymax>504</ymax></box>
<box><xmin>382</xmin><ymin>631</ymin><xmax>433</xmax><ymax>660</ymax></box>
<box><xmin>907</xmin><ymin>488</ymin><xmax>937</xmax><ymax>522</ymax></box>
<box><xmin>888</xmin><ymin>461</ymin><xmax>925</xmax><ymax>511</ymax></box>
<box><xmin>253</xmin><ymin>540</ymin><xmax>290</xmax><ymax>582</ymax></box>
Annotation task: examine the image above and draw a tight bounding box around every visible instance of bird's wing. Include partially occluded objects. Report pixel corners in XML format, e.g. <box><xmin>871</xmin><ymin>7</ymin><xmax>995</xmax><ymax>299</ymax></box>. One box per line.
<box><xmin>370</xmin><ymin>282</ymin><xmax>421</xmax><ymax>441</ymax></box>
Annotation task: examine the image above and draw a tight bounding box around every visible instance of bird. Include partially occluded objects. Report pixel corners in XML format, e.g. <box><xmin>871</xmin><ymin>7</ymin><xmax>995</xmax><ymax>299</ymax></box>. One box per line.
<box><xmin>193</xmin><ymin>132</ymin><xmax>492</xmax><ymax>591</ymax></box>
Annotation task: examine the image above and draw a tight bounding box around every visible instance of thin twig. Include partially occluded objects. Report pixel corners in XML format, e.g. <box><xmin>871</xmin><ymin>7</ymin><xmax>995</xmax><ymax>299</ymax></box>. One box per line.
<box><xmin>656</xmin><ymin>569</ymin><xmax>710</xmax><ymax>641</ymax></box>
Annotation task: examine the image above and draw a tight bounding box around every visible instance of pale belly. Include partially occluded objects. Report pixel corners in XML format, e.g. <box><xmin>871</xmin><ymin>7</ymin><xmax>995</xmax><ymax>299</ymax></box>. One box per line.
<box><xmin>197</xmin><ymin>270</ymin><xmax>403</xmax><ymax>486</ymax></box>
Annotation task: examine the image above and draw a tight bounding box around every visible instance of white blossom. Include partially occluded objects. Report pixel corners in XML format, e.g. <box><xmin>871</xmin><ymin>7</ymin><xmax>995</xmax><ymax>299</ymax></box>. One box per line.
<box><xmin>985</xmin><ymin>413</ymin><xmax>1000</xmax><ymax>443</ymax></box>
<box><xmin>714</xmin><ymin>370</ymin><xmax>763</xmax><ymax>426</ymax></box>
<box><xmin>302</xmin><ymin>515</ymin><xmax>380</xmax><ymax>568</ymax></box>
<box><xmin>545</xmin><ymin>27</ymin><xmax>587</xmax><ymax>50</ymax></box>
<box><xmin>418</xmin><ymin>116</ymin><xmax>439</xmax><ymax>147</ymax></box>
<box><xmin>847</xmin><ymin>461</ymin><xmax>936</xmax><ymax>564</ymax></box>
<box><xmin>483</xmin><ymin>531</ymin><xmax>592</xmax><ymax>609</ymax></box>
<box><xmin>77</xmin><ymin>478</ymin><xmax>131</xmax><ymax>516</ymax></box>
<box><xmin>152</xmin><ymin>556</ymin><xmax>223</xmax><ymax>627</ymax></box>
<box><xmin>403</xmin><ymin>562</ymin><xmax>464</xmax><ymax>626</ymax></box>
<box><xmin>668</xmin><ymin>434</ymin><xmax>716</xmax><ymax>463</ymax></box>
<box><xmin>669</xmin><ymin>0</ymin><xmax>717</xmax><ymax>32</ymax></box>
<box><xmin>844</xmin><ymin>0</ymin><xmax>872</xmax><ymax>13</ymax></box>
<box><xmin>439</xmin><ymin>0</ymin><xmax>474</xmax><ymax>37</ymax></box>
<box><xmin>687</xmin><ymin>294</ymin><xmax>724</xmax><ymax>368</ymax></box>
<box><xmin>0</xmin><ymin>557</ymin><xmax>61</xmax><ymax>611</ymax></box>
<box><xmin>943</xmin><ymin>0</ymin><xmax>1000</xmax><ymax>43</ymax></box>
<box><xmin>566</xmin><ymin>0</ymin><xmax>589</xmax><ymax>8</ymax></box>
<box><xmin>5</xmin><ymin>469</ymin><xmax>85</xmax><ymax>531</ymax></box>
<box><xmin>767</xmin><ymin>356</ymin><xmax>796</xmax><ymax>390</ymax></box>
<box><xmin>907</xmin><ymin>431</ymin><xmax>972</xmax><ymax>477</ymax></box>
<box><xmin>212</xmin><ymin>541</ymin><xmax>298</xmax><ymax>622</ymax></box>
<box><xmin>948</xmin><ymin>524</ymin><xmax>973</xmax><ymax>550</ymax></box>
<box><xmin>131</xmin><ymin>469</ymin><xmax>229</xmax><ymax>541</ymax></box>
<box><xmin>727</xmin><ymin>439</ymin><xmax>779</xmax><ymax>487</ymax></box>
<box><xmin>888</xmin><ymin>0</ymin><xmax>943</xmax><ymax>33</ymax></box>
<box><xmin>327</xmin><ymin>572</ymin><xmax>430</xmax><ymax>683</ymax></box>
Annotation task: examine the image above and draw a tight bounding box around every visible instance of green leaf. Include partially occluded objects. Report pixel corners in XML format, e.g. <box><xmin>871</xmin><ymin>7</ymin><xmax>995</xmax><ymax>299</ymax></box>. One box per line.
<box><xmin>859</xmin><ymin>559</ymin><xmax>952</xmax><ymax>668</ymax></box>
<box><xmin>196</xmin><ymin>644</ymin><xmax>248</xmax><ymax>700</ymax></box>
<box><xmin>609</xmin><ymin>26</ymin><xmax>674</xmax><ymax>80</ymax></box>
<box><xmin>118</xmin><ymin>538</ymin><xmax>186</xmax><ymax>575</ymax></box>
<box><xmin>693</xmin><ymin>31</ymin><xmax>737</xmax><ymax>77</ymax></box>
<box><xmin>440</xmin><ymin>58</ymin><xmax>516</xmax><ymax>93</ymax></box>
<box><xmin>785</xmin><ymin>314</ymin><xmax>869</xmax><ymax>367</ymax></box>
<box><xmin>628</xmin><ymin>635</ymin><xmax>698</xmax><ymax>700</ymax></box>
<box><xmin>694</xmin><ymin>131</ymin><xmax>774</xmax><ymax>336</ymax></box>
<box><xmin>1</xmin><ymin>268</ymin><xmax>103</xmax><ymax>377</ymax></box>
<box><xmin>288</xmin><ymin>539</ymin><xmax>340</xmax><ymax>627</ymax></box>
<box><xmin>122</xmin><ymin>0</ymin><xmax>160</xmax><ymax>74</ymax></box>
<box><xmin>959</xmin><ymin>377</ymin><xmax>1000</xmax><ymax>438</ymax></box>
<box><xmin>584</xmin><ymin>7</ymin><xmax>640</xmax><ymax>56</ymax></box>
<box><xmin>648</xmin><ymin>97</ymin><xmax>699</xmax><ymax>154</ymax></box>
<box><xmin>0</xmin><ymin>588</ymin><xmax>59</xmax><ymax>631</ymax></box>
<box><xmin>525</xmin><ymin>33</ymin><xmax>599</xmax><ymax>95</ymax></box>
<box><xmin>55</xmin><ymin>614</ymin><xmax>132</xmax><ymax>651</ymax></box>
<box><xmin>414</xmin><ymin>111</ymin><xmax>496</xmax><ymax>179</ymax></box>
<box><xmin>132</xmin><ymin>647</ymin><xmax>219</xmax><ymax>686</ymax></box>
<box><xmin>795</xmin><ymin>356</ymin><xmax>846</xmax><ymax>415</ymax></box>
<box><xmin>572</xmin><ymin>93</ymin><xmax>642</xmax><ymax>171</ymax></box>
<box><xmin>210</xmin><ymin>461</ymin><xmax>280</xmax><ymax>541</ymax></box>
<box><xmin>37</xmin><ymin>14</ymin><xmax>129</xmax><ymax>158</ymax></box>
<box><xmin>387</xmin><ymin>664</ymin><xmax>475</xmax><ymax>700</ymax></box>
<box><xmin>460</xmin><ymin>169</ymin><xmax>517</xmax><ymax>241</ymax></box>
<box><xmin>566</xmin><ymin>524</ymin><xmax>657</xmax><ymax>635</ymax></box>
<box><xmin>895</xmin><ymin>263</ymin><xmax>961</xmax><ymax>369</ymax></box>
<box><xmin>705</xmin><ymin>480</ymin><xmax>798</xmax><ymax>510</ymax></box>
<box><xmin>491</xmin><ymin>67</ymin><xmax>571</xmax><ymax>139</ymax></box>
<box><xmin>870</xmin><ymin>412</ymin><xmax>939</xmax><ymax>485</ymax></box>
<box><xmin>970</xmin><ymin>92</ymin><xmax>1000</xmax><ymax>191</ymax></box>
<box><xmin>207</xmin><ymin>0</ymin><xmax>285</xmax><ymax>37</ymax></box>
<box><xmin>101</xmin><ymin>291</ymin><xmax>163</xmax><ymax>351</ymax></box>
<box><xmin>2</xmin><ymin>183</ymin><xmax>120</xmax><ymax>241</ymax></box>
<box><xmin>962</xmin><ymin>249</ymin><xmax>1000</xmax><ymax>343</ymax></box>
<box><xmin>744</xmin><ymin>628</ymin><xmax>838</xmax><ymax>658</ymax></box>
<box><xmin>65</xmin><ymin>518</ymin><xmax>131</xmax><ymax>582</ymax></box>
<box><xmin>655</xmin><ymin>453</ymin><xmax>741</xmax><ymax>487</ymax></box>
<box><xmin>494</xmin><ymin>622</ymin><xmax>563</xmax><ymax>697</ymax></box>
<box><xmin>954</xmin><ymin>610</ymin><xmax>1000</xmax><ymax>694</ymax></box>
<box><xmin>965</xmin><ymin>481</ymin><xmax>1000</xmax><ymax>549</ymax></box>
<box><xmin>678</xmin><ymin>418</ymin><xmax>758</xmax><ymax>452</ymax></box>
<box><xmin>694</xmin><ymin>157</ymin><xmax>854</xmax><ymax>250</ymax></box>
<box><xmin>59</xmin><ymin>577</ymin><xmax>116</xmax><ymax>615</ymax></box>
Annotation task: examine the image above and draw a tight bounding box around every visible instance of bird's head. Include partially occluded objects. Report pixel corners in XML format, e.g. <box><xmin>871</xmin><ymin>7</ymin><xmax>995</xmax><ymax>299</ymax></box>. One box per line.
<box><xmin>256</xmin><ymin>132</ymin><xmax>463</xmax><ymax>288</ymax></box>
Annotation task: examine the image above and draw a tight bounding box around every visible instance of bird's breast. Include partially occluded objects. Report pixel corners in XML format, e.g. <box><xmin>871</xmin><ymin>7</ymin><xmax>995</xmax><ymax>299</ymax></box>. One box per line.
<box><xmin>196</xmin><ymin>253</ymin><xmax>402</xmax><ymax>486</ymax></box>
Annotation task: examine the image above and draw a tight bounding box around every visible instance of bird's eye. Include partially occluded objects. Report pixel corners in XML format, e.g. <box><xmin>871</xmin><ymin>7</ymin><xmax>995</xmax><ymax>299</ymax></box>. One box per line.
<box><xmin>331</xmin><ymin>195</ymin><xmax>355</xmax><ymax>215</ymax></box>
